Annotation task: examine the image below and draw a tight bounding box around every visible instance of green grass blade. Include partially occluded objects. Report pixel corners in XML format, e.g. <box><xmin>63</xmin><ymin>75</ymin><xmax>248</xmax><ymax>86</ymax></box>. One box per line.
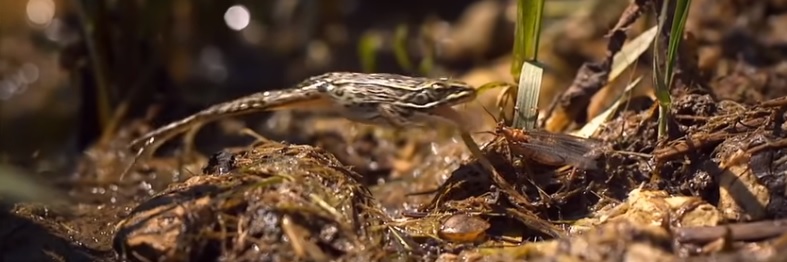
<box><xmin>666</xmin><ymin>0</ymin><xmax>692</xmax><ymax>90</ymax></box>
<box><xmin>572</xmin><ymin>76</ymin><xmax>642</xmax><ymax>138</ymax></box>
<box><xmin>510</xmin><ymin>0</ymin><xmax>546</xmax><ymax>81</ymax></box>
<box><xmin>653</xmin><ymin>0</ymin><xmax>671</xmax><ymax>139</ymax></box>
<box><xmin>653</xmin><ymin>0</ymin><xmax>692</xmax><ymax>140</ymax></box>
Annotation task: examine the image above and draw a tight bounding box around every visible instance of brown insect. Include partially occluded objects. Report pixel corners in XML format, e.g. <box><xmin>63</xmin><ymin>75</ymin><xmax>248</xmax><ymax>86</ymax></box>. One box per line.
<box><xmin>495</xmin><ymin>123</ymin><xmax>605</xmax><ymax>170</ymax></box>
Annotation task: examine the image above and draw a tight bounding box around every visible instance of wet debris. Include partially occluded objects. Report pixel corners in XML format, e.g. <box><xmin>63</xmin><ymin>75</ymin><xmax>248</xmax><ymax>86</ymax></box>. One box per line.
<box><xmin>109</xmin><ymin>90</ymin><xmax>787</xmax><ymax>261</ymax></box>
<box><xmin>112</xmin><ymin>142</ymin><xmax>385</xmax><ymax>262</ymax></box>
<box><xmin>201</xmin><ymin>150</ymin><xmax>238</xmax><ymax>176</ymax></box>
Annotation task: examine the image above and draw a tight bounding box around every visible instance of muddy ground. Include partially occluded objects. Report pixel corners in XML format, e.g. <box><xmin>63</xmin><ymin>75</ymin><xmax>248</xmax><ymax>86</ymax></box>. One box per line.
<box><xmin>4</xmin><ymin>0</ymin><xmax>787</xmax><ymax>261</ymax></box>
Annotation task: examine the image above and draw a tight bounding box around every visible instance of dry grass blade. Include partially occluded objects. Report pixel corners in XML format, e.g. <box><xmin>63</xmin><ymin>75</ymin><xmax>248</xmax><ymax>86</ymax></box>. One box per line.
<box><xmin>566</xmin><ymin>25</ymin><xmax>655</xmax><ymax>138</ymax></box>
<box><xmin>611</xmin><ymin>26</ymin><xmax>657</xmax><ymax>82</ymax></box>
<box><xmin>542</xmin><ymin>2</ymin><xmax>652</xmax><ymax>132</ymax></box>
<box><xmin>513</xmin><ymin>62</ymin><xmax>544</xmax><ymax>130</ymax></box>
<box><xmin>572</xmin><ymin>76</ymin><xmax>643</xmax><ymax>138</ymax></box>
<box><xmin>459</xmin><ymin>131</ymin><xmax>498</xmax><ymax>175</ymax></box>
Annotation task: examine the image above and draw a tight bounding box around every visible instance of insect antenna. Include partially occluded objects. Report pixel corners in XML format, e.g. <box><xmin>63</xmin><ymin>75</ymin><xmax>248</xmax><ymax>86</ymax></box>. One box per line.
<box><xmin>487</xmin><ymin>97</ymin><xmax>511</xmax><ymax>127</ymax></box>
<box><xmin>467</xmin><ymin>101</ymin><xmax>505</xmax><ymax>137</ymax></box>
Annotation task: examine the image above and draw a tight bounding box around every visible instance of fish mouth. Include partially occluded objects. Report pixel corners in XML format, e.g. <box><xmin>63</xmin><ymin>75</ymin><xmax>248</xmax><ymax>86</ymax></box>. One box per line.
<box><xmin>446</xmin><ymin>90</ymin><xmax>478</xmax><ymax>105</ymax></box>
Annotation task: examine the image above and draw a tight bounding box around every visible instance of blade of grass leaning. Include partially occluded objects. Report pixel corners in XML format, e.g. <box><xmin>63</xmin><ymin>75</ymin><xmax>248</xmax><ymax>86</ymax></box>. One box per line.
<box><xmin>609</xmin><ymin>26</ymin><xmax>658</xmax><ymax>83</ymax></box>
<box><xmin>477</xmin><ymin>81</ymin><xmax>516</xmax><ymax>95</ymax></box>
<box><xmin>510</xmin><ymin>0</ymin><xmax>546</xmax><ymax>130</ymax></box>
<box><xmin>459</xmin><ymin>131</ymin><xmax>500</xmax><ymax>180</ymax></box>
<box><xmin>572</xmin><ymin>76</ymin><xmax>642</xmax><ymax>138</ymax></box>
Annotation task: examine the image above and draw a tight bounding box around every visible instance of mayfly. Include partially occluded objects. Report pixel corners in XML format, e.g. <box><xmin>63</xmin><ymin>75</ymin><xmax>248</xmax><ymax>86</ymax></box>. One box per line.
<box><xmin>495</xmin><ymin>123</ymin><xmax>604</xmax><ymax>170</ymax></box>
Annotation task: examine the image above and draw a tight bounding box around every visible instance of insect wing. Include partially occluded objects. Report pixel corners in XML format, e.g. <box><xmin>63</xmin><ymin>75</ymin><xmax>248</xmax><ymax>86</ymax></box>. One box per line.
<box><xmin>524</xmin><ymin>131</ymin><xmax>605</xmax><ymax>157</ymax></box>
<box><xmin>511</xmin><ymin>142</ymin><xmax>599</xmax><ymax>170</ymax></box>
<box><xmin>510</xmin><ymin>131</ymin><xmax>602</xmax><ymax>170</ymax></box>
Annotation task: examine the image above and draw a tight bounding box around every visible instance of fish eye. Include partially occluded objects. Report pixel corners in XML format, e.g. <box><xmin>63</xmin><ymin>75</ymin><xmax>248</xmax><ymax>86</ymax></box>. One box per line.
<box><xmin>315</xmin><ymin>81</ymin><xmax>333</xmax><ymax>92</ymax></box>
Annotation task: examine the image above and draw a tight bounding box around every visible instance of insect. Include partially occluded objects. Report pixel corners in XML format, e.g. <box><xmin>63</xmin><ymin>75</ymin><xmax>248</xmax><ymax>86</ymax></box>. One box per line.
<box><xmin>128</xmin><ymin>72</ymin><xmax>478</xmax><ymax>155</ymax></box>
<box><xmin>495</xmin><ymin>123</ymin><xmax>604</xmax><ymax>170</ymax></box>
